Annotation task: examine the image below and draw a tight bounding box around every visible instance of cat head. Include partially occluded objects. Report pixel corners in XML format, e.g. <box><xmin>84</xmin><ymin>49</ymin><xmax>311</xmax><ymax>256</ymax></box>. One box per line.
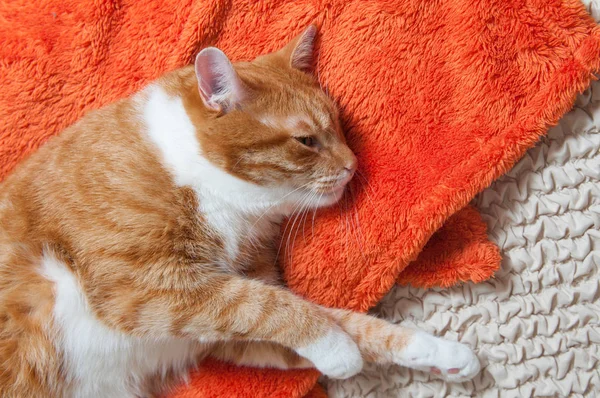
<box><xmin>193</xmin><ymin>26</ymin><xmax>357</xmax><ymax>212</ymax></box>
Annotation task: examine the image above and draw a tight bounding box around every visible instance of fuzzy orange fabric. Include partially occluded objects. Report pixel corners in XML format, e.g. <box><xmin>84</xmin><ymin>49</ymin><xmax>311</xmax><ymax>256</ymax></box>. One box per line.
<box><xmin>168</xmin><ymin>358</ymin><xmax>327</xmax><ymax>398</ymax></box>
<box><xmin>398</xmin><ymin>204</ymin><xmax>502</xmax><ymax>288</ymax></box>
<box><xmin>1</xmin><ymin>1</ymin><xmax>599</xmax><ymax>398</ymax></box>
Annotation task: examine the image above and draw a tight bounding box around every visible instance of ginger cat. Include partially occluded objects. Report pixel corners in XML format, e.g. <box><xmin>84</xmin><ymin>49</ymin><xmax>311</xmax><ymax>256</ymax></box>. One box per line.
<box><xmin>0</xmin><ymin>26</ymin><xmax>480</xmax><ymax>397</ymax></box>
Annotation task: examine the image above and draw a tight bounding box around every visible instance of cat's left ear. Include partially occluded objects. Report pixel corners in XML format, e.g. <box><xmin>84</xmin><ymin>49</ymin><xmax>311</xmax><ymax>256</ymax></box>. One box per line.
<box><xmin>277</xmin><ymin>25</ymin><xmax>317</xmax><ymax>71</ymax></box>
<box><xmin>195</xmin><ymin>47</ymin><xmax>245</xmax><ymax>113</ymax></box>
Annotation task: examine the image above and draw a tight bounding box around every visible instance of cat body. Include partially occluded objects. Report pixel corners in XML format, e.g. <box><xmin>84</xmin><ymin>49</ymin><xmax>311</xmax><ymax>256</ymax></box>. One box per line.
<box><xmin>0</xmin><ymin>26</ymin><xmax>480</xmax><ymax>397</ymax></box>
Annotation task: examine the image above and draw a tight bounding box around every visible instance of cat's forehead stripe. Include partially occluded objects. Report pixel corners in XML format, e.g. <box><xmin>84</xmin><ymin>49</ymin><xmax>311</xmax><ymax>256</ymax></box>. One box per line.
<box><xmin>258</xmin><ymin>115</ymin><xmax>316</xmax><ymax>131</ymax></box>
<box><xmin>314</xmin><ymin>111</ymin><xmax>331</xmax><ymax>130</ymax></box>
<box><xmin>258</xmin><ymin>116</ymin><xmax>279</xmax><ymax>129</ymax></box>
<box><xmin>286</xmin><ymin>116</ymin><xmax>315</xmax><ymax>130</ymax></box>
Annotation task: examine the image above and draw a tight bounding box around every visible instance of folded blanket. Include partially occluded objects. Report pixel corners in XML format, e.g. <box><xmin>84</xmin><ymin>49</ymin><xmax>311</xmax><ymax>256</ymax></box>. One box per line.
<box><xmin>1</xmin><ymin>1</ymin><xmax>599</xmax><ymax>397</ymax></box>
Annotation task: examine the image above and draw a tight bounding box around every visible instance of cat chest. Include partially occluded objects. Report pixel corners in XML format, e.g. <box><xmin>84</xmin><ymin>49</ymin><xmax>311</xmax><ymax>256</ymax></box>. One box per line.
<box><xmin>198</xmin><ymin>209</ymin><xmax>277</xmax><ymax>274</ymax></box>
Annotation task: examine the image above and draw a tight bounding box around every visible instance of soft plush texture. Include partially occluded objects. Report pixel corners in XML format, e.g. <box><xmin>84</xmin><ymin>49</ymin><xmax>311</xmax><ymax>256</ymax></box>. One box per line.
<box><xmin>1</xmin><ymin>1</ymin><xmax>599</xmax><ymax>397</ymax></box>
<box><xmin>397</xmin><ymin>204</ymin><xmax>502</xmax><ymax>288</ymax></box>
<box><xmin>330</xmin><ymin>66</ymin><xmax>600</xmax><ymax>398</ymax></box>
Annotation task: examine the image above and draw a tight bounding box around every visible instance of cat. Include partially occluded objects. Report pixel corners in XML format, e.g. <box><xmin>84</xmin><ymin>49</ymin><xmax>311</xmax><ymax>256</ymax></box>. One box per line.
<box><xmin>0</xmin><ymin>25</ymin><xmax>480</xmax><ymax>397</ymax></box>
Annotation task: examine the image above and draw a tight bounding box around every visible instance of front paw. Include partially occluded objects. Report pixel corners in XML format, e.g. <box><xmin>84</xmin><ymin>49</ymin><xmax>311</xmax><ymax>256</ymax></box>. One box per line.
<box><xmin>296</xmin><ymin>327</ymin><xmax>363</xmax><ymax>379</ymax></box>
<box><xmin>396</xmin><ymin>331</ymin><xmax>481</xmax><ymax>383</ymax></box>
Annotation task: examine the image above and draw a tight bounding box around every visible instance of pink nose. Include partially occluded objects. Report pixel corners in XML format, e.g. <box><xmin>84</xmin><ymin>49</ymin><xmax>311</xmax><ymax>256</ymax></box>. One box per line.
<box><xmin>344</xmin><ymin>156</ymin><xmax>358</xmax><ymax>175</ymax></box>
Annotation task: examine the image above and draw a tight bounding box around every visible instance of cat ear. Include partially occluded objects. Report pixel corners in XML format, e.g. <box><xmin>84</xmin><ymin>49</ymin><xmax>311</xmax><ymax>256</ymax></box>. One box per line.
<box><xmin>194</xmin><ymin>47</ymin><xmax>245</xmax><ymax>113</ymax></box>
<box><xmin>278</xmin><ymin>25</ymin><xmax>317</xmax><ymax>71</ymax></box>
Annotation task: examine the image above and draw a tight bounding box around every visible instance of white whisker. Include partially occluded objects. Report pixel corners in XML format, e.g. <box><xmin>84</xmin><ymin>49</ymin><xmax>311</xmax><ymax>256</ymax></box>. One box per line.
<box><xmin>276</xmin><ymin>193</ymin><xmax>308</xmax><ymax>265</ymax></box>
<box><xmin>285</xmin><ymin>192</ymin><xmax>314</xmax><ymax>267</ymax></box>
<box><xmin>347</xmin><ymin>186</ymin><xmax>367</xmax><ymax>263</ymax></box>
<box><xmin>289</xmin><ymin>192</ymin><xmax>315</xmax><ymax>266</ymax></box>
<box><xmin>301</xmin><ymin>190</ymin><xmax>318</xmax><ymax>241</ymax></box>
<box><xmin>247</xmin><ymin>181</ymin><xmax>313</xmax><ymax>236</ymax></box>
<box><xmin>312</xmin><ymin>192</ymin><xmax>324</xmax><ymax>235</ymax></box>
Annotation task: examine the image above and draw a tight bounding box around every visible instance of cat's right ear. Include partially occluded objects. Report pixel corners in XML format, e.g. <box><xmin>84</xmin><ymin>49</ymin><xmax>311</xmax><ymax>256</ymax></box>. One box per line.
<box><xmin>277</xmin><ymin>25</ymin><xmax>317</xmax><ymax>71</ymax></box>
<box><xmin>195</xmin><ymin>48</ymin><xmax>245</xmax><ymax>113</ymax></box>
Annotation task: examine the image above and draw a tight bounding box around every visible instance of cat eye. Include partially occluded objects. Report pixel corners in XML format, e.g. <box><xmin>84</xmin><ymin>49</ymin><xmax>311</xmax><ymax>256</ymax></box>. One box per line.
<box><xmin>295</xmin><ymin>136</ymin><xmax>317</xmax><ymax>147</ymax></box>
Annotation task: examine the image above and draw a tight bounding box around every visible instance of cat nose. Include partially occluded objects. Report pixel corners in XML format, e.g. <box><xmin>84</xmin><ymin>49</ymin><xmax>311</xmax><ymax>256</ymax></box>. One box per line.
<box><xmin>343</xmin><ymin>157</ymin><xmax>357</xmax><ymax>175</ymax></box>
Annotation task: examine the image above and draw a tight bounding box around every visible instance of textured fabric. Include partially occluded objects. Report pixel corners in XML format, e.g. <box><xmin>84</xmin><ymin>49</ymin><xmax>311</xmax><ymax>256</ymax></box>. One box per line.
<box><xmin>328</xmin><ymin>16</ymin><xmax>600</xmax><ymax>398</ymax></box>
<box><xmin>1</xmin><ymin>1</ymin><xmax>600</xmax><ymax>397</ymax></box>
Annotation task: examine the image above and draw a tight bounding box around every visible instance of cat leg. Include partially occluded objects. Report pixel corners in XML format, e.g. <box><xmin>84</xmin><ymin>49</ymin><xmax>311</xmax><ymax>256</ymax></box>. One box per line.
<box><xmin>208</xmin><ymin>309</ymin><xmax>480</xmax><ymax>383</ymax></box>
<box><xmin>323</xmin><ymin>308</ymin><xmax>480</xmax><ymax>383</ymax></box>
<box><xmin>84</xmin><ymin>271</ymin><xmax>363</xmax><ymax>380</ymax></box>
<box><xmin>207</xmin><ymin>305</ymin><xmax>479</xmax><ymax>383</ymax></box>
<box><xmin>211</xmin><ymin>341</ymin><xmax>313</xmax><ymax>370</ymax></box>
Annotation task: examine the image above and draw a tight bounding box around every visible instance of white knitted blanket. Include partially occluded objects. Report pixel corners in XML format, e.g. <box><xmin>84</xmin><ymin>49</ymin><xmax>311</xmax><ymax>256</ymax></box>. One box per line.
<box><xmin>328</xmin><ymin>2</ymin><xmax>600</xmax><ymax>396</ymax></box>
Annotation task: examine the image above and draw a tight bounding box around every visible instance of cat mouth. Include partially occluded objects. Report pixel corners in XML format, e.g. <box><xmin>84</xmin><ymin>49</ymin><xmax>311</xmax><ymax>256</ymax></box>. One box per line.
<box><xmin>305</xmin><ymin>173</ymin><xmax>354</xmax><ymax>206</ymax></box>
<box><xmin>310</xmin><ymin>182</ymin><xmax>348</xmax><ymax>204</ymax></box>
<box><xmin>313</xmin><ymin>182</ymin><xmax>346</xmax><ymax>195</ymax></box>
<box><xmin>315</xmin><ymin>174</ymin><xmax>353</xmax><ymax>194</ymax></box>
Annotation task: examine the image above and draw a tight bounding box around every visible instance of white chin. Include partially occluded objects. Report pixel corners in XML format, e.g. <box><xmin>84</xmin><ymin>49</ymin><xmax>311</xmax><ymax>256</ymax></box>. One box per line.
<box><xmin>315</xmin><ymin>187</ymin><xmax>345</xmax><ymax>207</ymax></box>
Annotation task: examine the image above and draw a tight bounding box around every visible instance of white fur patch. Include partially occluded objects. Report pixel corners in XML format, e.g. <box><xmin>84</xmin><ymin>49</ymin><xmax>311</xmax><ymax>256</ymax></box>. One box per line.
<box><xmin>285</xmin><ymin>115</ymin><xmax>315</xmax><ymax>130</ymax></box>
<box><xmin>258</xmin><ymin>115</ymin><xmax>281</xmax><ymax>130</ymax></box>
<box><xmin>296</xmin><ymin>327</ymin><xmax>363</xmax><ymax>379</ymax></box>
<box><xmin>39</xmin><ymin>253</ymin><xmax>200</xmax><ymax>397</ymax></box>
<box><xmin>140</xmin><ymin>86</ymin><xmax>308</xmax><ymax>266</ymax></box>
<box><xmin>395</xmin><ymin>330</ymin><xmax>481</xmax><ymax>382</ymax></box>
<box><xmin>140</xmin><ymin>85</ymin><xmax>203</xmax><ymax>188</ymax></box>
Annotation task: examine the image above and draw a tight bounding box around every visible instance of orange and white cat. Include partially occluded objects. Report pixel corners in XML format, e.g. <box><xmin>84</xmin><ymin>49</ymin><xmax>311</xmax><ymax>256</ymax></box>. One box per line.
<box><xmin>0</xmin><ymin>26</ymin><xmax>480</xmax><ymax>397</ymax></box>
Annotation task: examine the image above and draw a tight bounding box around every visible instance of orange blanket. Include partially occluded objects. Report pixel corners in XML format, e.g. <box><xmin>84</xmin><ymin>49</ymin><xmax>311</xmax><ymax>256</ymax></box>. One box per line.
<box><xmin>1</xmin><ymin>1</ymin><xmax>599</xmax><ymax>397</ymax></box>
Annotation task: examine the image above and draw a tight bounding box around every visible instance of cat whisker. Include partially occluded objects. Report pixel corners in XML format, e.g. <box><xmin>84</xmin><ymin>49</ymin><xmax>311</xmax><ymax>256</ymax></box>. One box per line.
<box><xmin>276</xmin><ymin>190</ymin><xmax>312</xmax><ymax>267</ymax></box>
<box><xmin>229</xmin><ymin>156</ymin><xmax>245</xmax><ymax>173</ymax></box>
<box><xmin>285</xmin><ymin>192</ymin><xmax>314</xmax><ymax>267</ymax></box>
<box><xmin>301</xmin><ymin>190</ymin><xmax>318</xmax><ymax>241</ymax></box>
<box><xmin>354</xmin><ymin>170</ymin><xmax>377</xmax><ymax>213</ymax></box>
<box><xmin>347</xmin><ymin>185</ymin><xmax>367</xmax><ymax>263</ymax></box>
<box><xmin>284</xmin><ymin>204</ymin><xmax>303</xmax><ymax>267</ymax></box>
<box><xmin>279</xmin><ymin>193</ymin><xmax>318</xmax><ymax>265</ymax></box>
<box><xmin>343</xmin><ymin>192</ymin><xmax>352</xmax><ymax>261</ymax></box>
<box><xmin>342</xmin><ymin>198</ymin><xmax>352</xmax><ymax>264</ymax></box>
<box><xmin>247</xmin><ymin>181</ymin><xmax>314</xmax><ymax>237</ymax></box>
<box><xmin>355</xmin><ymin>170</ymin><xmax>376</xmax><ymax>198</ymax></box>
<box><xmin>290</xmin><ymin>191</ymin><xmax>317</xmax><ymax>266</ymax></box>
<box><xmin>292</xmin><ymin>192</ymin><xmax>316</xmax><ymax>260</ymax></box>
<box><xmin>311</xmin><ymin>192</ymin><xmax>324</xmax><ymax>235</ymax></box>
<box><xmin>353</xmin><ymin>210</ymin><xmax>366</xmax><ymax>253</ymax></box>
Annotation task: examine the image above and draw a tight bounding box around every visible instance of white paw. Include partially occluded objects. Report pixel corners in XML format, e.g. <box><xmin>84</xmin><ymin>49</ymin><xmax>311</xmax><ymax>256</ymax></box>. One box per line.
<box><xmin>296</xmin><ymin>327</ymin><xmax>363</xmax><ymax>379</ymax></box>
<box><xmin>395</xmin><ymin>331</ymin><xmax>480</xmax><ymax>383</ymax></box>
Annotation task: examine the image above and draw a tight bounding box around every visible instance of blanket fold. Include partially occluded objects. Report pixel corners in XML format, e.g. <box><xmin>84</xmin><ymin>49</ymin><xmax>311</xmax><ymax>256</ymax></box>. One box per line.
<box><xmin>1</xmin><ymin>1</ymin><xmax>599</xmax><ymax>397</ymax></box>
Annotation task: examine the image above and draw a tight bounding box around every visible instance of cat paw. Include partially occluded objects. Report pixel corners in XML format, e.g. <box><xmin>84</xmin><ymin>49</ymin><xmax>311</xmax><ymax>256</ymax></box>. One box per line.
<box><xmin>296</xmin><ymin>327</ymin><xmax>363</xmax><ymax>379</ymax></box>
<box><xmin>426</xmin><ymin>341</ymin><xmax>480</xmax><ymax>383</ymax></box>
<box><xmin>396</xmin><ymin>331</ymin><xmax>480</xmax><ymax>383</ymax></box>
